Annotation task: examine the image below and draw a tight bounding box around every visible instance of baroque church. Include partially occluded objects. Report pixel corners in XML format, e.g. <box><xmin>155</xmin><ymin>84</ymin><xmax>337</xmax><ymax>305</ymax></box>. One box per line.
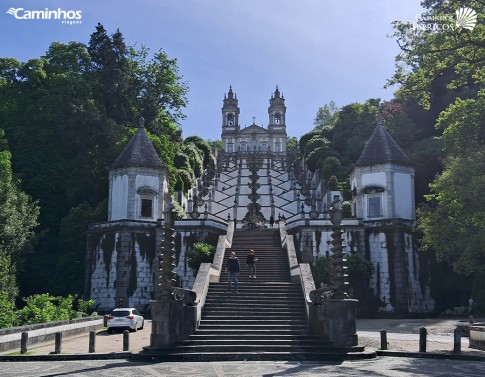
<box><xmin>85</xmin><ymin>86</ymin><xmax>434</xmax><ymax>314</ymax></box>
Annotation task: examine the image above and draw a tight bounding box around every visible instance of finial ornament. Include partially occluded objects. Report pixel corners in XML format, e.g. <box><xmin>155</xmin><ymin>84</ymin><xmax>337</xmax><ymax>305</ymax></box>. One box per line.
<box><xmin>139</xmin><ymin>117</ymin><xmax>145</xmax><ymax>129</ymax></box>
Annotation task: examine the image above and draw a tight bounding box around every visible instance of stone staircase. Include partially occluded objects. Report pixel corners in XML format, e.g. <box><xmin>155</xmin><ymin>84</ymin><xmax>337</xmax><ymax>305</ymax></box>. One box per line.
<box><xmin>139</xmin><ymin>229</ymin><xmax>371</xmax><ymax>361</ymax></box>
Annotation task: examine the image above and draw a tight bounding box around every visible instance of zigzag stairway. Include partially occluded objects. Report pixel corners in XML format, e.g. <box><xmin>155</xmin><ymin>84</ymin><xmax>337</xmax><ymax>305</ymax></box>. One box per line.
<box><xmin>142</xmin><ymin>229</ymin><xmax>370</xmax><ymax>361</ymax></box>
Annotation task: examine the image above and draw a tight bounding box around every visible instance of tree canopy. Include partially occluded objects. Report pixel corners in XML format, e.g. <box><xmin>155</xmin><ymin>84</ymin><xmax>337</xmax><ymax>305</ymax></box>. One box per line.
<box><xmin>0</xmin><ymin>24</ymin><xmax>212</xmax><ymax>299</ymax></box>
<box><xmin>388</xmin><ymin>0</ymin><xmax>485</xmax><ymax>306</ymax></box>
<box><xmin>0</xmin><ymin>129</ymin><xmax>39</xmax><ymax>325</ymax></box>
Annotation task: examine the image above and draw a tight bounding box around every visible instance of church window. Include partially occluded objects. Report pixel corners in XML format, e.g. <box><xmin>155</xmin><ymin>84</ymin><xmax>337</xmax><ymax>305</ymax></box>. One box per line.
<box><xmin>137</xmin><ymin>187</ymin><xmax>157</xmax><ymax>219</ymax></box>
<box><xmin>275</xmin><ymin>142</ymin><xmax>281</xmax><ymax>152</ymax></box>
<box><xmin>241</xmin><ymin>143</ymin><xmax>247</xmax><ymax>151</ymax></box>
<box><xmin>368</xmin><ymin>196</ymin><xmax>382</xmax><ymax>218</ymax></box>
<box><xmin>140</xmin><ymin>198</ymin><xmax>153</xmax><ymax>218</ymax></box>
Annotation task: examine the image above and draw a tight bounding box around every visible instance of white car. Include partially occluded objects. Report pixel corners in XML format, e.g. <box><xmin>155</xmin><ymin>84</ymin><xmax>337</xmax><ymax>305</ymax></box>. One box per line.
<box><xmin>106</xmin><ymin>308</ymin><xmax>144</xmax><ymax>333</ymax></box>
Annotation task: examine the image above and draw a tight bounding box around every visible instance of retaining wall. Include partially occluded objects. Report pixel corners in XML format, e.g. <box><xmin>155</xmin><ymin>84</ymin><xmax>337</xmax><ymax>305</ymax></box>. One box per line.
<box><xmin>0</xmin><ymin>316</ymin><xmax>104</xmax><ymax>352</ymax></box>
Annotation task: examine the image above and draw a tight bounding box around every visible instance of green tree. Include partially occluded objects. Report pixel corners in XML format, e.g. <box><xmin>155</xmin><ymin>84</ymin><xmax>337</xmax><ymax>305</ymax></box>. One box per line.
<box><xmin>88</xmin><ymin>23</ymin><xmax>132</xmax><ymax>124</ymax></box>
<box><xmin>286</xmin><ymin>137</ymin><xmax>298</xmax><ymax>152</ymax></box>
<box><xmin>312</xmin><ymin>256</ymin><xmax>333</xmax><ymax>287</ymax></box>
<box><xmin>0</xmin><ymin>24</ymin><xmax>188</xmax><ymax>297</ymax></box>
<box><xmin>16</xmin><ymin>294</ymin><xmax>95</xmax><ymax>325</ymax></box>
<box><xmin>0</xmin><ymin>129</ymin><xmax>39</xmax><ymax>314</ymax></box>
<box><xmin>187</xmin><ymin>243</ymin><xmax>215</xmax><ymax>275</ymax></box>
<box><xmin>387</xmin><ymin>0</ymin><xmax>485</xmax><ymax>110</ymax></box>
<box><xmin>417</xmin><ymin>95</ymin><xmax>485</xmax><ymax>277</ymax></box>
<box><xmin>314</xmin><ymin>101</ymin><xmax>339</xmax><ymax>130</ymax></box>
<box><xmin>389</xmin><ymin>2</ymin><xmax>485</xmax><ymax>305</ymax></box>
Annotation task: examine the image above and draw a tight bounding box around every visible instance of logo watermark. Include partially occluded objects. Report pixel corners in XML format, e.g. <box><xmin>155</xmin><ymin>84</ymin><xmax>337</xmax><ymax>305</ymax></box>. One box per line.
<box><xmin>415</xmin><ymin>7</ymin><xmax>477</xmax><ymax>31</ymax></box>
<box><xmin>6</xmin><ymin>7</ymin><xmax>82</xmax><ymax>25</ymax></box>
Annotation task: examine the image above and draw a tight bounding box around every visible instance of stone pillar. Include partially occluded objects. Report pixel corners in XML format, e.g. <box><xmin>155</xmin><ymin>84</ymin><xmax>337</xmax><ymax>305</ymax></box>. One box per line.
<box><xmin>146</xmin><ymin>205</ymin><xmax>198</xmax><ymax>351</ymax></box>
<box><xmin>149</xmin><ymin>297</ymin><xmax>197</xmax><ymax>349</ymax></box>
<box><xmin>115</xmin><ymin>229</ymin><xmax>131</xmax><ymax>308</ymax></box>
<box><xmin>308</xmin><ymin>299</ymin><xmax>359</xmax><ymax>346</ymax></box>
<box><xmin>308</xmin><ymin>195</ymin><xmax>359</xmax><ymax>347</ymax></box>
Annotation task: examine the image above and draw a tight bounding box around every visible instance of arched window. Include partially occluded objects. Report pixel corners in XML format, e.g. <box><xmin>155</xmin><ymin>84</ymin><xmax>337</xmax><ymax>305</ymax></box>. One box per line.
<box><xmin>137</xmin><ymin>187</ymin><xmax>158</xmax><ymax>219</ymax></box>
<box><xmin>274</xmin><ymin>113</ymin><xmax>281</xmax><ymax>124</ymax></box>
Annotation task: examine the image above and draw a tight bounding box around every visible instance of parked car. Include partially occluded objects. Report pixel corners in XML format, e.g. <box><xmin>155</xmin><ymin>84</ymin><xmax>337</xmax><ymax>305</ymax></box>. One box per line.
<box><xmin>106</xmin><ymin>308</ymin><xmax>144</xmax><ymax>333</ymax></box>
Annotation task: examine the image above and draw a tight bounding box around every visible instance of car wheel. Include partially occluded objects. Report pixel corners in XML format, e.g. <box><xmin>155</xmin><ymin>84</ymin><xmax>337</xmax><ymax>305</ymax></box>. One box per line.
<box><xmin>140</xmin><ymin>320</ymin><xmax>144</xmax><ymax>330</ymax></box>
<box><xmin>107</xmin><ymin>328</ymin><xmax>112</xmax><ymax>334</ymax></box>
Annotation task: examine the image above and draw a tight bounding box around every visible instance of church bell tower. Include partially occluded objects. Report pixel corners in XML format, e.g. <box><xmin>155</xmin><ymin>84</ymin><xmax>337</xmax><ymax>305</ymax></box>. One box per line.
<box><xmin>222</xmin><ymin>86</ymin><xmax>240</xmax><ymax>130</ymax></box>
<box><xmin>268</xmin><ymin>86</ymin><xmax>286</xmax><ymax>129</ymax></box>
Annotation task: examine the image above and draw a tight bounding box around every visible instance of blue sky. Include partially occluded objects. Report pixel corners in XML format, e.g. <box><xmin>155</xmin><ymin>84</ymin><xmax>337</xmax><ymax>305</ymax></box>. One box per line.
<box><xmin>0</xmin><ymin>0</ymin><xmax>424</xmax><ymax>141</ymax></box>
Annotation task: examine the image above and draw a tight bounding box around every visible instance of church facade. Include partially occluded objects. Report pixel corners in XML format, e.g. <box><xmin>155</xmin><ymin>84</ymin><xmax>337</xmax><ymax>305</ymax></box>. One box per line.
<box><xmin>221</xmin><ymin>86</ymin><xmax>287</xmax><ymax>154</ymax></box>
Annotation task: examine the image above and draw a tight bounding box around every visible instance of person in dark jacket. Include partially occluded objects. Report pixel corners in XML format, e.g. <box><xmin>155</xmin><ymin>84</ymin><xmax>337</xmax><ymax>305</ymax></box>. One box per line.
<box><xmin>269</xmin><ymin>216</ymin><xmax>274</xmax><ymax>228</ymax></box>
<box><xmin>246</xmin><ymin>249</ymin><xmax>256</xmax><ymax>278</ymax></box>
<box><xmin>226</xmin><ymin>251</ymin><xmax>240</xmax><ymax>292</ymax></box>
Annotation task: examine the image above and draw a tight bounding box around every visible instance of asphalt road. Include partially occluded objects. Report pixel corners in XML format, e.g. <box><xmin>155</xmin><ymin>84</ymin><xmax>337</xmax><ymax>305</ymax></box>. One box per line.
<box><xmin>1</xmin><ymin>358</ymin><xmax>485</xmax><ymax>377</ymax></box>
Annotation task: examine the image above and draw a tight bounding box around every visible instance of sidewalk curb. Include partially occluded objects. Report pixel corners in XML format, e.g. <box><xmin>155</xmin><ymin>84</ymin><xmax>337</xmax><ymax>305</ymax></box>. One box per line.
<box><xmin>1</xmin><ymin>350</ymin><xmax>485</xmax><ymax>362</ymax></box>
<box><xmin>0</xmin><ymin>352</ymin><xmax>131</xmax><ymax>362</ymax></box>
<box><xmin>377</xmin><ymin>350</ymin><xmax>485</xmax><ymax>362</ymax></box>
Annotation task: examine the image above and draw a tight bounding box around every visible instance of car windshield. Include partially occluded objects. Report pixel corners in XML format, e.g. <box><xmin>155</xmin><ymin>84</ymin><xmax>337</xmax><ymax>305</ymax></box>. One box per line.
<box><xmin>110</xmin><ymin>310</ymin><xmax>130</xmax><ymax>317</ymax></box>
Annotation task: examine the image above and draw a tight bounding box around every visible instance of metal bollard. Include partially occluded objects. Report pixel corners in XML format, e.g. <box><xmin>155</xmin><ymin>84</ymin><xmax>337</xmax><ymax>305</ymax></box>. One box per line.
<box><xmin>453</xmin><ymin>328</ymin><xmax>462</xmax><ymax>354</ymax></box>
<box><xmin>20</xmin><ymin>332</ymin><xmax>28</xmax><ymax>355</ymax></box>
<box><xmin>380</xmin><ymin>329</ymin><xmax>388</xmax><ymax>350</ymax></box>
<box><xmin>89</xmin><ymin>330</ymin><xmax>96</xmax><ymax>353</ymax></box>
<box><xmin>54</xmin><ymin>332</ymin><xmax>63</xmax><ymax>354</ymax></box>
<box><xmin>419</xmin><ymin>327</ymin><xmax>427</xmax><ymax>352</ymax></box>
<box><xmin>123</xmin><ymin>330</ymin><xmax>130</xmax><ymax>351</ymax></box>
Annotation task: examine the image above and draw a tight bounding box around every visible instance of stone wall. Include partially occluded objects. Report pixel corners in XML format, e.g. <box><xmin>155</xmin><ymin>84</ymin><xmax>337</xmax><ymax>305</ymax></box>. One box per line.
<box><xmin>85</xmin><ymin>219</ymin><xmax>227</xmax><ymax>313</ymax></box>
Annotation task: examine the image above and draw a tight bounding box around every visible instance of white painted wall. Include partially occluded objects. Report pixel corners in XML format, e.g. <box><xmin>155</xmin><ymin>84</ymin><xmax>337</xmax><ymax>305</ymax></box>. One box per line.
<box><xmin>361</xmin><ymin>172</ymin><xmax>386</xmax><ymax>188</ymax></box>
<box><xmin>394</xmin><ymin>172</ymin><xmax>413</xmax><ymax>220</ymax></box>
<box><xmin>111</xmin><ymin>175</ymin><xmax>128</xmax><ymax>221</ymax></box>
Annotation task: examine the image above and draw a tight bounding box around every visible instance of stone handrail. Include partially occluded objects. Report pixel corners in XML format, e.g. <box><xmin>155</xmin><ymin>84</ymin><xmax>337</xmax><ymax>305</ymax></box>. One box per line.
<box><xmin>299</xmin><ymin>263</ymin><xmax>317</xmax><ymax>315</ymax></box>
<box><xmin>190</xmin><ymin>220</ymin><xmax>234</xmax><ymax>325</ymax></box>
<box><xmin>278</xmin><ymin>224</ymin><xmax>316</xmax><ymax>317</ymax></box>
<box><xmin>279</xmin><ymin>223</ymin><xmax>300</xmax><ymax>283</ymax></box>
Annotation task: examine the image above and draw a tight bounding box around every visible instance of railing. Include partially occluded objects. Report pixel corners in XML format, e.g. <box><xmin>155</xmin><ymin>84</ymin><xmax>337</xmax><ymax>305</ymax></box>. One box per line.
<box><xmin>0</xmin><ymin>316</ymin><xmax>104</xmax><ymax>353</ymax></box>
<box><xmin>278</xmin><ymin>222</ymin><xmax>316</xmax><ymax>318</ymax></box>
<box><xmin>188</xmin><ymin>221</ymin><xmax>235</xmax><ymax>325</ymax></box>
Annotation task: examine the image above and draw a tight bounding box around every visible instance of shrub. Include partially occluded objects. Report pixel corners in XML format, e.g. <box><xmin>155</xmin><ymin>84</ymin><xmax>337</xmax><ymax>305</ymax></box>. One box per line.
<box><xmin>187</xmin><ymin>243</ymin><xmax>215</xmax><ymax>275</ymax></box>
<box><xmin>312</xmin><ymin>256</ymin><xmax>333</xmax><ymax>287</ymax></box>
<box><xmin>16</xmin><ymin>294</ymin><xmax>96</xmax><ymax>326</ymax></box>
